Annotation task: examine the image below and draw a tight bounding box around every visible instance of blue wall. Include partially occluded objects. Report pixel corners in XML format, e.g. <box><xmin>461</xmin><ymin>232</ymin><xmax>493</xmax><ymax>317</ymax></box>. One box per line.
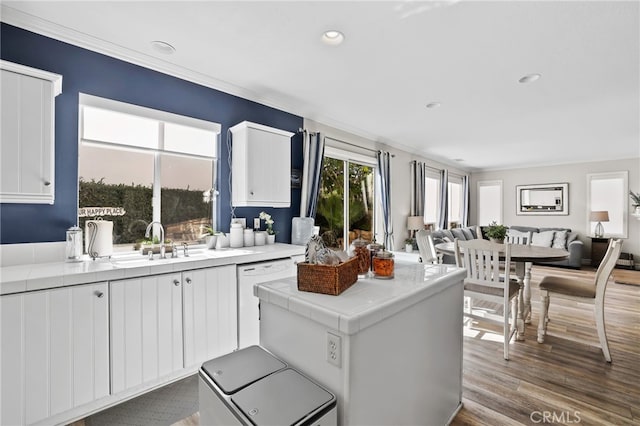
<box><xmin>0</xmin><ymin>23</ymin><xmax>303</xmax><ymax>244</ymax></box>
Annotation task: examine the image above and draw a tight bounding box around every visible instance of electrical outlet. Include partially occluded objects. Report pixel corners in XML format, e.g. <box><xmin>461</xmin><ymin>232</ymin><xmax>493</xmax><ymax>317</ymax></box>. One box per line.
<box><xmin>326</xmin><ymin>331</ymin><xmax>342</xmax><ymax>367</ymax></box>
<box><xmin>253</xmin><ymin>217</ymin><xmax>261</xmax><ymax>230</ymax></box>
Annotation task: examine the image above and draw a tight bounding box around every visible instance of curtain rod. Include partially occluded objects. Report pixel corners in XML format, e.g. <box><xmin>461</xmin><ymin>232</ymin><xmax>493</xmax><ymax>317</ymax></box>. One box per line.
<box><xmin>412</xmin><ymin>160</ymin><xmax>442</xmax><ymax>172</ymax></box>
<box><xmin>325</xmin><ymin>136</ymin><xmax>395</xmax><ymax>157</ymax></box>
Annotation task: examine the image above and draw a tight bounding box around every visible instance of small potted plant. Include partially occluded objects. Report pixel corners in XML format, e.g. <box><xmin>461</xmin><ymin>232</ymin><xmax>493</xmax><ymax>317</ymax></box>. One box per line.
<box><xmin>404</xmin><ymin>238</ymin><xmax>414</xmax><ymax>253</ymax></box>
<box><xmin>201</xmin><ymin>225</ymin><xmax>217</xmax><ymax>249</ymax></box>
<box><xmin>630</xmin><ymin>190</ymin><xmax>640</xmax><ymax>215</ymax></box>
<box><xmin>486</xmin><ymin>221</ymin><xmax>508</xmax><ymax>243</ymax></box>
<box><xmin>259</xmin><ymin>211</ymin><xmax>277</xmax><ymax>244</ymax></box>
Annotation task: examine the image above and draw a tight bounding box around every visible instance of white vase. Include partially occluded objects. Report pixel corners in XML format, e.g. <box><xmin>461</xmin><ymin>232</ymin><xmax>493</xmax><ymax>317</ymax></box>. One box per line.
<box><xmin>254</xmin><ymin>231</ymin><xmax>266</xmax><ymax>246</ymax></box>
<box><xmin>215</xmin><ymin>234</ymin><xmax>230</xmax><ymax>249</ymax></box>
<box><xmin>267</xmin><ymin>234</ymin><xmax>276</xmax><ymax>245</ymax></box>
<box><xmin>205</xmin><ymin>235</ymin><xmax>217</xmax><ymax>249</ymax></box>
<box><xmin>405</xmin><ymin>244</ymin><xmax>413</xmax><ymax>253</ymax></box>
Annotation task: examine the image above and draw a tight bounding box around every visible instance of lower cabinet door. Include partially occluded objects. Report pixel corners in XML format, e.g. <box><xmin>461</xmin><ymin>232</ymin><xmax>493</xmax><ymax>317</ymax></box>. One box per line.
<box><xmin>0</xmin><ymin>282</ymin><xmax>109</xmax><ymax>425</ymax></box>
<box><xmin>110</xmin><ymin>273</ymin><xmax>184</xmax><ymax>394</ymax></box>
<box><xmin>183</xmin><ymin>265</ymin><xmax>237</xmax><ymax>367</ymax></box>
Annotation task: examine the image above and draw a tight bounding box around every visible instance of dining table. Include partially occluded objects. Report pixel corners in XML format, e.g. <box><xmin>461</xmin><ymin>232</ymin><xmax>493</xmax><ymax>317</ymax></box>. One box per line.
<box><xmin>435</xmin><ymin>241</ymin><xmax>569</xmax><ymax>340</ymax></box>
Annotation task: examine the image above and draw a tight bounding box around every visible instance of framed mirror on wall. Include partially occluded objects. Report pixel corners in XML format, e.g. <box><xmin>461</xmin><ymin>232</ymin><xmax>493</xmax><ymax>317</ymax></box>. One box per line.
<box><xmin>516</xmin><ymin>183</ymin><xmax>569</xmax><ymax>215</ymax></box>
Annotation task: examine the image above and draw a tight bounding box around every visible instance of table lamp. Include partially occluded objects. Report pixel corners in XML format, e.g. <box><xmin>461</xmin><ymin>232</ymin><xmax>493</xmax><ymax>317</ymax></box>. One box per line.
<box><xmin>590</xmin><ymin>211</ymin><xmax>609</xmax><ymax>237</ymax></box>
<box><xmin>407</xmin><ymin>216</ymin><xmax>424</xmax><ymax>238</ymax></box>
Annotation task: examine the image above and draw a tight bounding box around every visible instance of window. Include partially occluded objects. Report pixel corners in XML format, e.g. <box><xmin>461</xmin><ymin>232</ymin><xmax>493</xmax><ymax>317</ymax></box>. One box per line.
<box><xmin>587</xmin><ymin>171</ymin><xmax>628</xmax><ymax>238</ymax></box>
<box><xmin>477</xmin><ymin>180</ymin><xmax>503</xmax><ymax>225</ymax></box>
<box><xmin>78</xmin><ymin>94</ymin><xmax>220</xmax><ymax>251</ymax></box>
<box><xmin>424</xmin><ymin>171</ymin><xmax>440</xmax><ymax>228</ymax></box>
<box><xmin>316</xmin><ymin>146</ymin><xmax>376</xmax><ymax>249</ymax></box>
<box><xmin>448</xmin><ymin>174</ymin><xmax>464</xmax><ymax>227</ymax></box>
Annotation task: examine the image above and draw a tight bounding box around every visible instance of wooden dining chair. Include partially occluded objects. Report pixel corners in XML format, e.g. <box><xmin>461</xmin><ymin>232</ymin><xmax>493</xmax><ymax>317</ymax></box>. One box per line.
<box><xmin>507</xmin><ymin>230</ymin><xmax>532</xmax><ymax>246</ymax></box>
<box><xmin>415</xmin><ymin>229</ymin><xmax>439</xmax><ymax>264</ymax></box>
<box><xmin>537</xmin><ymin>238</ymin><xmax>623</xmax><ymax>362</ymax></box>
<box><xmin>454</xmin><ymin>238</ymin><xmax>520</xmax><ymax>360</ymax></box>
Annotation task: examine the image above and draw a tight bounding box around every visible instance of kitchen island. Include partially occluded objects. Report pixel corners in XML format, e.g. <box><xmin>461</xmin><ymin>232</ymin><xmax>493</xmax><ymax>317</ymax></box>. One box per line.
<box><xmin>255</xmin><ymin>261</ymin><xmax>466</xmax><ymax>426</ymax></box>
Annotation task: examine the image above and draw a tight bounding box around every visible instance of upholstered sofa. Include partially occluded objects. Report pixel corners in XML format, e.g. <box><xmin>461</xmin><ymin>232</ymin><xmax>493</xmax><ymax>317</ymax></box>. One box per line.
<box><xmin>430</xmin><ymin>225</ymin><xmax>583</xmax><ymax>269</ymax></box>
<box><xmin>430</xmin><ymin>226</ymin><xmax>482</xmax><ymax>264</ymax></box>
<box><xmin>507</xmin><ymin>226</ymin><xmax>583</xmax><ymax>269</ymax></box>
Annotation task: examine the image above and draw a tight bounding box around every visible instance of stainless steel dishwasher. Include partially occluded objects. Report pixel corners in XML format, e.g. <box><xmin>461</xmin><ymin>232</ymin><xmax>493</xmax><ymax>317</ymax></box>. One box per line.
<box><xmin>237</xmin><ymin>257</ymin><xmax>300</xmax><ymax>349</ymax></box>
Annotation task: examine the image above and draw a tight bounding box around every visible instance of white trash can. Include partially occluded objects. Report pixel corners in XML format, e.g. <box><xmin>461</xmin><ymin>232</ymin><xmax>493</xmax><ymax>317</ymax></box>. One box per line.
<box><xmin>199</xmin><ymin>345</ymin><xmax>337</xmax><ymax>425</ymax></box>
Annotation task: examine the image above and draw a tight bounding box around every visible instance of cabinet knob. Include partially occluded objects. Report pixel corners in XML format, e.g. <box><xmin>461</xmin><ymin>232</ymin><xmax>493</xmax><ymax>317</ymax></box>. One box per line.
<box><xmin>44</xmin><ymin>181</ymin><xmax>51</xmax><ymax>186</ymax></box>
<box><xmin>95</xmin><ymin>291</ymin><xmax>104</xmax><ymax>298</ymax></box>
<box><xmin>173</xmin><ymin>279</ymin><xmax>180</xmax><ymax>286</ymax></box>
<box><xmin>185</xmin><ymin>277</ymin><xmax>192</xmax><ymax>284</ymax></box>
<box><xmin>249</xmin><ymin>191</ymin><xmax>254</xmax><ymax>196</ymax></box>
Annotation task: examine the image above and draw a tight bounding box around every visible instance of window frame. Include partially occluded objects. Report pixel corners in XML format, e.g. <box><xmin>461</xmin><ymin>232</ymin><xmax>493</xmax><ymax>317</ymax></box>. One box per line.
<box><xmin>447</xmin><ymin>173</ymin><xmax>464</xmax><ymax>227</ymax></box>
<box><xmin>586</xmin><ymin>171</ymin><xmax>628</xmax><ymax>238</ymax></box>
<box><xmin>322</xmin><ymin>145</ymin><xmax>377</xmax><ymax>250</ymax></box>
<box><xmin>423</xmin><ymin>169</ymin><xmax>441</xmax><ymax>228</ymax></box>
<box><xmin>477</xmin><ymin>180</ymin><xmax>503</xmax><ymax>225</ymax></box>
<box><xmin>78</xmin><ymin>94</ymin><xmax>220</xmax><ymax>246</ymax></box>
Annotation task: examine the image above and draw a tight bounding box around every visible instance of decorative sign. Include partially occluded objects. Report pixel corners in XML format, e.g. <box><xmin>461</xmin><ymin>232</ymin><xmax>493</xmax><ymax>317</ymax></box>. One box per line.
<box><xmin>78</xmin><ymin>207</ymin><xmax>126</xmax><ymax>217</ymax></box>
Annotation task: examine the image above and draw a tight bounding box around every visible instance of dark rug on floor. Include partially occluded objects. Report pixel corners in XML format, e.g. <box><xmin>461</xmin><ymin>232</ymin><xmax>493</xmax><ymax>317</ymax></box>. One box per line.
<box><xmin>84</xmin><ymin>375</ymin><xmax>198</xmax><ymax>426</ymax></box>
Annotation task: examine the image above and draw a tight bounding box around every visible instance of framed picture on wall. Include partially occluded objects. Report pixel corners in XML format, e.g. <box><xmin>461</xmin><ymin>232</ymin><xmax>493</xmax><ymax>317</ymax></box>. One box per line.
<box><xmin>516</xmin><ymin>183</ymin><xmax>569</xmax><ymax>215</ymax></box>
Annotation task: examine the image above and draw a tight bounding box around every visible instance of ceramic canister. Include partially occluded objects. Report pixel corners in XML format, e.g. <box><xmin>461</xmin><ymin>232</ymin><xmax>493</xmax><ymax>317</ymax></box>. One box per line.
<box><xmin>230</xmin><ymin>223</ymin><xmax>244</xmax><ymax>248</ymax></box>
<box><xmin>243</xmin><ymin>229</ymin><xmax>254</xmax><ymax>246</ymax></box>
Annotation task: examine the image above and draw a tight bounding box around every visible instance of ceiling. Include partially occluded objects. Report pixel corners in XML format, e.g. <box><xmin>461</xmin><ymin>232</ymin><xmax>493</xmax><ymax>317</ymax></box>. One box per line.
<box><xmin>2</xmin><ymin>1</ymin><xmax>639</xmax><ymax>171</ymax></box>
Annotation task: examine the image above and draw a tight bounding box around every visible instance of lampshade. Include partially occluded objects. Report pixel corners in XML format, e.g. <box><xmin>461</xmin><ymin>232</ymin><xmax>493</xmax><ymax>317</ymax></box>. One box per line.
<box><xmin>407</xmin><ymin>216</ymin><xmax>424</xmax><ymax>231</ymax></box>
<box><xmin>590</xmin><ymin>211</ymin><xmax>609</xmax><ymax>222</ymax></box>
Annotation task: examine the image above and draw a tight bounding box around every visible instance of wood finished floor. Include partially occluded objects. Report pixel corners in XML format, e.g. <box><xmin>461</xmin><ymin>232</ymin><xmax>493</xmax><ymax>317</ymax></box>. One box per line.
<box><xmin>451</xmin><ymin>265</ymin><xmax>640</xmax><ymax>426</ymax></box>
<box><xmin>81</xmin><ymin>265</ymin><xmax>639</xmax><ymax>426</ymax></box>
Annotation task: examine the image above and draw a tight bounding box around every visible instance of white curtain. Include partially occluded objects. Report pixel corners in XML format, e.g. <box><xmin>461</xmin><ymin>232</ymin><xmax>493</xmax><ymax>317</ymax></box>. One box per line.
<box><xmin>376</xmin><ymin>150</ymin><xmax>394</xmax><ymax>250</ymax></box>
<box><xmin>300</xmin><ymin>131</ymin><xmax>325</xmax><ymax>218</ymax></box>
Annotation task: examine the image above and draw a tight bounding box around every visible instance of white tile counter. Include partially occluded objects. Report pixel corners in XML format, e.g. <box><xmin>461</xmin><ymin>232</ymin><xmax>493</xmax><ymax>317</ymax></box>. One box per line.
<box><xmin>0</xmin><ymin>243</ymin><xmax>304</xmax><ymax>295</ymax></box>
<box><xmin>255</xmin><ymin>262</ymin><xmax>465</xmax><ymax>335</ymax></box>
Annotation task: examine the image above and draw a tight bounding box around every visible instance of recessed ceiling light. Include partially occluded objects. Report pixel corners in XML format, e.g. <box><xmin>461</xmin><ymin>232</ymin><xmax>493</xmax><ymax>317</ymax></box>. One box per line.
<box><xmin>426</xmin><ymin>102</ymin><xmax>441</xmax><ymax>109</ymax></box>
<box><xmin>150</xmin><ymin>40</ymin><xmax>176</xmax><ymax>55</ymax></box>
<box><xmin>518</xmin><ymin>73</ymin><xmax>541</xmax><ymax>84</ymax></box>
<box><xmin>321</xmin><ymin>30</ymin><xmax>345</xmax><ymax>45</ymax></box>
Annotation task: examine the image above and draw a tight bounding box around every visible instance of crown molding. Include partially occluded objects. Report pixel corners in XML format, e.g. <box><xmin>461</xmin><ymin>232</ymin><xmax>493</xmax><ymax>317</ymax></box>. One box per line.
<box><xmin>0</xmin><ymin>5</ymin><xmax>301</xmax><ymax>115</ymax></box>
<box><xmin>0</xmin><ymin>5</ymin><xmax>427</xmax><ymax>164</ymax></box>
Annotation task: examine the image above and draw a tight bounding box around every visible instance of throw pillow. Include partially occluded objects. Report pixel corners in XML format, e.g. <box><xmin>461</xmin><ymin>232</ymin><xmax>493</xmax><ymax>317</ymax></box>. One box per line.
<box><xmin>451</xmin><ymin>228</ymin><xmax>466</xmax><ymax>240</ymax></box>
<box><xmin>552</xmin><ymin>230</ymin><xmax>568</xmax><ymax>249</ymax></box>
<box><xmin>507</xmin><ymin>229</ymin><xmax>531</xmax><ymax>245</ymax></box>
<box><xmin>461</xmin><ymin>228</ymin><xmax>474</xmax><ymax>240</ymax></box>
<box><xmin>531</xmin><ymin>230</ymin><xmax>555</xmax><ymax>247</ymax></box>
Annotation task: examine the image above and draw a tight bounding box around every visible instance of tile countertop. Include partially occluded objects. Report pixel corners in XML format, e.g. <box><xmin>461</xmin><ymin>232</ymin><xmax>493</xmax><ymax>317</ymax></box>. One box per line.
<box><xmin>0</xmin><ymin>243</ymin><xmax>305</xmax><ymax>296</ymax></box>
<box><xmin>254</xmin><ymin>262</ymin><xmax>466</xmax><ymax>335</ymax></box>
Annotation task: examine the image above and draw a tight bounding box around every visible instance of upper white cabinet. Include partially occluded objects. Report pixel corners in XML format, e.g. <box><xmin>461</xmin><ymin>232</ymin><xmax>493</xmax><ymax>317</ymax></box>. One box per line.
<box><xmin>230</xmin><ymin>121</ymin><xmax>293</xmax><ymax>207</ymax></box>
<box><xmin>0</xmin><ymin>60</ymin><xmax>62</xmax><ymax>204</ymax></box>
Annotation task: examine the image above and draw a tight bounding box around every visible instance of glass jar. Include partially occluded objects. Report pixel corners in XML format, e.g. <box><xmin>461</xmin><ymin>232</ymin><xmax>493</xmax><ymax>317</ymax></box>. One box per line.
<box><xmin>367</xmin><ymin>241</ymin><xmax>384</xmax><ymax>273</ymax></box>
<box><xmin>350</xmin><ymin>235</ymin><xmax>370</xmax><ymax>276</ymax></box>
<box><xmin>66</xmin><ymin>226</ymin><xmax>83</xmax><ymax>262</ymax></box>
<box><xmin>373</xmin><ymin>250</ymin><xmax>394</xmax><ymax>279</ymax></box>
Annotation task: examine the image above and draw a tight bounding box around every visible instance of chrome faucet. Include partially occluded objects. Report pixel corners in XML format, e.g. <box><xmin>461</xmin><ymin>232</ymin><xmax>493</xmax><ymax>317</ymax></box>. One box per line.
<box><xmin>145</xmin><ymin>221</ymin><xmax>166</xmax><ymax>259</ymax></box>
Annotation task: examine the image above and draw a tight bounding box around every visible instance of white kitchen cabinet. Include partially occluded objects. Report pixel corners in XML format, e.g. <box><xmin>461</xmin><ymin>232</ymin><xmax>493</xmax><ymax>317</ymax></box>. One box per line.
<box><xmin>0</xmin><ymin>60</ymin><xmax>62</xmax><ymax>204</ymax></box>
<box><xmin>183</xmin><ymin>265</ymin><xmax>237</xmax><ymax>368</ymax></box>
<box><xmin>230</xmin><ymin>121</ymin><xmax>293</xmax><ymax>207</ymax></box>
<box><xmin>109</xmin><ymin>273</ymin><xmax>184</xmax><ymax>394</ymax></box>
<box><xmin>0</xmin><ymin>282</ymin><xmax>109</xmax><ymax>425</ymax></box>
<box><xmin>110</xmin><ymin>265</ymin><xmax>238</xmax><ymax>394</ymax></box>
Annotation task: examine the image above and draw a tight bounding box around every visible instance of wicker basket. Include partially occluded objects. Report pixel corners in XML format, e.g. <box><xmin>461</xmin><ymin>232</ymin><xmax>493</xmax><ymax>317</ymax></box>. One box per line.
<box><xmin>297</xmin><ymin>256</ymin><xmax>359</xmax><ymax>296</ymax></box>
